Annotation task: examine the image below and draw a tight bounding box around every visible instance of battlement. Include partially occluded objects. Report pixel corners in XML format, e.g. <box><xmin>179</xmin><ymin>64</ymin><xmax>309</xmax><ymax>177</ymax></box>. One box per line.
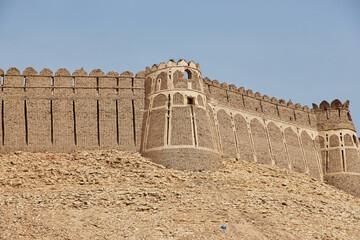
<box><xmin>202</xmin><ymin>76</ymin><xmax>316</xmax><ymax>129</ymax></box>
<box><xmin>312</xmin><ymin>100</ymin><xmax>354</xmax><ymax>131</ymax></box>
<box><xmin>145</xmin><ymin>59</ymin><xmax>200</xmax><ymax>74</ymax></box>
<box><xmin>1</xmin><ymin>60</ymin><xmax>359</xmax><ymax>197</ymax></box>
<box><xmin>0</xmin><ymin>67</ymin><xmax>145</xmax><ymax>79</ymax></box>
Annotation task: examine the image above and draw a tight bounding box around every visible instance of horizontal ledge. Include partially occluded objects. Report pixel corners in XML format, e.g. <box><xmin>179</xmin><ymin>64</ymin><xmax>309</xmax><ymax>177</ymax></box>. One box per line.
<box><xmin>0</xmin><ymin>74</ymin><xmax>144</xmax><ymax>79</ymax></box>
<box><xmin>0</xmin><ymin>86</ymin><xmax>144</xmax><ymax>89</ymax></box>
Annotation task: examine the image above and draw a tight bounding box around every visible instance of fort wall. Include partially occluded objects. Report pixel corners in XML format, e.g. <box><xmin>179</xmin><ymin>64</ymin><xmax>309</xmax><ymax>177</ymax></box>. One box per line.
<box><xmin>203</xmin><ymin>76</ymin><xmax>323</xmax><ymax>180</ymax></box>
<box><xmin>0</xmin><ymin>67</ymin><xmax>144</xmax><ymax>153</ymax></box>
<box><xmin>1</xmin><ymin>59</ymin><xmax>359</xmax><ymax>196</ymax></box>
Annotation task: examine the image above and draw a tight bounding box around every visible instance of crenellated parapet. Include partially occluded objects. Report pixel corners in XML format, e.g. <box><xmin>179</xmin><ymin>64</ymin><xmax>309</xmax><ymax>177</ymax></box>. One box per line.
<box><xmin>0</xmin><ymin>66</ymin><xmax>145</xmax><ymax>153</ymax></box>
<box><xmin>1</xmin><ymin>60</ymin><xmax>360</xmax><ymax>197</ymax></box>
<box><xmin>312</xmin><ymin>99</ymin><xmax>355</xmax><ymax>131</ymax></box>
<box><xmin>202</xmin><ymin>76</ymin><xmax>316</xmax><ymax>129</ymax></box>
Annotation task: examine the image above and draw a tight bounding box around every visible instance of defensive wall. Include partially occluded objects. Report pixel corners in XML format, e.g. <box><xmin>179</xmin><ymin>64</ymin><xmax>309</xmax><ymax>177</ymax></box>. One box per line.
<box><xmin>0</xmin><ymin>67</ymin><xmax>145</xmax><ymax>153</ymax></box>
<box><xmin>0</xmin><ymin>59</ymin><xmax>359</xmax><ymax>197</ymax></box>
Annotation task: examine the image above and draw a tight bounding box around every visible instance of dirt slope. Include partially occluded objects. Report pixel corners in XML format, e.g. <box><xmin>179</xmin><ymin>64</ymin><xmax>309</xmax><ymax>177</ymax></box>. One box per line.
<box><xmin>0</xmin><ymin>150</ymin><xmax>359</xmax><ymax>239</ymax></box>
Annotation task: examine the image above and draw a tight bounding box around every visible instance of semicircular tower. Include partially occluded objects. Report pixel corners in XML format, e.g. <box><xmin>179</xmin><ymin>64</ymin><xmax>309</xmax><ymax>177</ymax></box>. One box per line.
<box><xmin>313</xmin><ymin>99</ymin><xmax>360</xmax><ymax>196</ymax></box>
<box><xmin>140</xmin><ymin>59</ymin><xmax>221</xmax><ymax>170</ymax></box>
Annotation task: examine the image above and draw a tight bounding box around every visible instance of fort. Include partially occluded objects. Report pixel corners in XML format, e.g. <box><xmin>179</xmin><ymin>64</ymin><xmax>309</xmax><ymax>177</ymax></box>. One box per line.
<box><xmin>0</xmin><ymin>59</ymin><xmax>359</xmax><ymax>197</ymax></box>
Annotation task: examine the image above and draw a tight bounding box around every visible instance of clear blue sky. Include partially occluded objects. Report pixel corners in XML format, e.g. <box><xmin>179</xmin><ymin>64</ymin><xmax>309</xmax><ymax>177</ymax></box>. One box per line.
<box><xmin>1</xmin><ymin>0</ymin><xmax>359</xmax><ymax>129</ymax></box>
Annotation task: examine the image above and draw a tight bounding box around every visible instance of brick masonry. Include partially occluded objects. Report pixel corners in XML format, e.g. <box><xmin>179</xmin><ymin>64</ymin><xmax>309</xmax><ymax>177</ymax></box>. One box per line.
<box><xmin>1</xmin><ymin>59</ymin><xmax>360</xmax><ymax>196</ymax></box>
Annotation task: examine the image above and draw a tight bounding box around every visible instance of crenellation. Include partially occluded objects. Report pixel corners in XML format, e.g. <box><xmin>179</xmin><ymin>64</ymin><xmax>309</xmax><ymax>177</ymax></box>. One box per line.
<box><xmin>40</xmin><ymin>68</ymin><xmax>53</xmax><ymax>76</ymax></box>
<box><xmin>229</xmin><ymin>84</ymin><xmax>237</xmax><ymax>91</ymax></box>
<box><xmin>89</xmin><ymin>69</ymin><xmax>105</xmax><ymax>77</ymax></box>
<box><xmin>72</xmin><ymin>68</ymin><xmax>88</xmax><ymax>77</ymax></box>
<box><xmin>6</xmin><ymin>67</ymin><xmax>21</xmax><ymax>75</ymax></box>
<box><xmin>55</xmin><ymin>68</ymin><xmax>71</xmax><ymax>77</ymax></box>
<box><xmin>23</xmin><ymin>67</ymin><xmax>38</xmax><ymax>76</ymax></box>
<box><xmin>0</xmin><ymin>59</ymin><xmax>359</xmax><ymax>197</ymax></box>
<box><xmin>262</xmin><ymin>94</ymin><xmax>270</xmax><ymax>102</ymax></box>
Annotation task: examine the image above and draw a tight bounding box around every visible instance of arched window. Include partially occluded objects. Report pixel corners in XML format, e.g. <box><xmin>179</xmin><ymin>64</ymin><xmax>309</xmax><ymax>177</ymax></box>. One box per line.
<box><xmin>184</xmin><ymin>69</ymin><xmax>192</xmax><ymax>79</ymax></box>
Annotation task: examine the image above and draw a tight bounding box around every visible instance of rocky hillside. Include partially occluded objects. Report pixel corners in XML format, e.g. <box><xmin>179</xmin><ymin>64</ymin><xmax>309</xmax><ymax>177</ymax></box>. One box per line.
<box><xmin>0</xmin><ymin>150</ymin><xmax>359</xmax><ymax>239</ymax></box>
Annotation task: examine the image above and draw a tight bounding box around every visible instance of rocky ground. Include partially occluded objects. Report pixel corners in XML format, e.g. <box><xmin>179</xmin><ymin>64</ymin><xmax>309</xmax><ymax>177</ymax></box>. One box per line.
<box><xmin>0</xmin><ymin>150</ymin><xmax>360</xmax><ymax>240</ymax></box>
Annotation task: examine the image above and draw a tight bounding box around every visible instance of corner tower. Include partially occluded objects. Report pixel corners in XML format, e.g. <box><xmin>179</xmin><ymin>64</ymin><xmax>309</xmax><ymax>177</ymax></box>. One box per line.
<box><xmin>313</xmin><ymin>99</ymin><xmax>360</xmax><ymax>196</ymax></box>
<box><xmin>140</xmin><ymin>59</ymin><xmax>222</xmax><ymax>170</ymax></box>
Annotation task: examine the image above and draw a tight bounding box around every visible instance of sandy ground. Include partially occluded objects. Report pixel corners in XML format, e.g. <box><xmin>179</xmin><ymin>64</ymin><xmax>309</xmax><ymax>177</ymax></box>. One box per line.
<box><xmin>0</xmin><ymin>150</ymin><xmax>359</xmax><ymax>239</ymax></box>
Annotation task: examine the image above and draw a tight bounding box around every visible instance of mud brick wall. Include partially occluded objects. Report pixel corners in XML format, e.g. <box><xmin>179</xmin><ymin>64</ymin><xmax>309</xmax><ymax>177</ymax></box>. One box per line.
<box><xmin>0</xmin><ymin>67</ymin><xmax>144</xmax><ymax>154</ymax></box>
<box><xmin>204</xmin><ymin>78</ymin><xmax>324</xmax><ymax>181</ymax></box>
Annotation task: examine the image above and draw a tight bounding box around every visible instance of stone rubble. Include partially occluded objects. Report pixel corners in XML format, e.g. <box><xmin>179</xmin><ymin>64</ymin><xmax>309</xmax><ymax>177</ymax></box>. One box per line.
<box><xmin>0</xmin><ymin>150</ymin><xmax>359</xmax><ymax>239</ymax></box>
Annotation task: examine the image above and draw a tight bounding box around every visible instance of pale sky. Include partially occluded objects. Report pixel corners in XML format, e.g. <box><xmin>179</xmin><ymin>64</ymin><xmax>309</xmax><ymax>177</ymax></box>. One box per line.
<box><xmin>0</xmin><ymin>0</ymin><xmax>359</xmax><ymax>129</ymax></box>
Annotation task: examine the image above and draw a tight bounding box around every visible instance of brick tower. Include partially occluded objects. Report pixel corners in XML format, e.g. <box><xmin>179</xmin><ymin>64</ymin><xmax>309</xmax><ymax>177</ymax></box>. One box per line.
<box><xmin>140</xmin><ymin>59</ymin><xmax>222</xmax><ymax>170</ymax></box>
<box><xmin>313</xmin><ymin>99</ymin><xmax>360</xmax><ymax>195</ymax></box>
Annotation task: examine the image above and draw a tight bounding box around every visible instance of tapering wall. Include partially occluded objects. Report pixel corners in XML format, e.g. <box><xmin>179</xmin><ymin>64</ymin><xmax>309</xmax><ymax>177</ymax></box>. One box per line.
<box><xmin>0</xmin><ymin>67</ymin><xmax>144</xmax><ymax>153</ymax></box>
<box><xmin>1</xmin><ymin>59</ymin><xmax>359</xmax><ymax>196</ymax></box>
<box><xmin>202</xmin><ymin>77</ymin><xmax>323</xmax><ymax>180</ymax></box>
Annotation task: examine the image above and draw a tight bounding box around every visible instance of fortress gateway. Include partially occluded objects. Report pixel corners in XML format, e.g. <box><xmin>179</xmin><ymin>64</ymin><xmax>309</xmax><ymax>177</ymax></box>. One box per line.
<box><xmin>0</xmin><ymin>60</ymin><xmax>359</xmax><ymax>196</ymax></box>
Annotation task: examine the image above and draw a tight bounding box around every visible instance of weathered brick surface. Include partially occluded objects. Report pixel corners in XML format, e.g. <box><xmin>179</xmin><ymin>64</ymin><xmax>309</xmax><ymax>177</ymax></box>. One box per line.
<box><xmin>346</xmin><ymin>149</ymin><xmax>360</xmax><ymax>172</ymax></box>
<box><xmin>301</xmin><ymin>131</ymin><xmax>321</xmax><ymax>180</ymax></box>
<box><xmin>325</xmin><ymin>174</ymin><xmax>360</xmax><ymax>197</ymax></box>
<box><xmin>1</xmin><ymin>61</ymin><xmax>360</xmax><ymax>197</ymax></box>
<box><xmin>327</xmin><ymin>149</ymin><xmax>342</xmax><ymax>173</ymax></box>
<box><xmin>173</xmin><ymin>92</ymin><xmax>184</xmax><ymax>105</ymax></box>
<box><xmin>344</xmin><ymin>134</ymin><xmax>353</xmax><ymax>146</ymax></box>
<box><xmin>118</xmin><ymin>99</ymin><xmax>136</xmax><ymax>151</ymax></box>
<box><xmin>52</xmin><ymin>99</ymin><xmax>75</xmax><ymax>152</ymax></box>
<box><xmin>144</xmin><ymin>148</ymin><xmax>221</xmax><ymax>171</ymax></box>
<box><xmin>153</xmin><ymin>94</ymin><xmax>167</xmax><ymax>108</ymax></box>
<box><xmin>234</xmin><ymin>114</ymin><xmax>253</xmax><ymax>162</ymax></box>
<box><xmin>284</xmin><ymin>128</ymin><xmax>305</xmax><ymax>173</ymax></box>
<box><xmin>217</xmin><ymin>110</ymin><xmax>237</xmax><ymax>158</ymax></box>
<box><xmin>244</xmin><ymin>96</ymin><xmax>262</xmax><ymax>113</ymax></box>
<box><xmin>262</xmin><ymin>102</ymin><xmax>279</xmax><ymax>119</ymax></box>
<box><xmin>267</xmin><ymin>122</ymin><xmax>288</xmax><ymax>169</ymax></box>
<box><xmin>146</xmin><ymin>109</ymin><xmax>166</xmax><ymax>149</ymax></box>
<box><xmin>99</xmin><ymin>99</ymin><xmax>117</xmax><ymax>149</ymax></box>
<box><xmin>251</xmin><ymin>119</ymin><xmax>271</xmax><ymax>164</ymax></box>
<box><xmin>330</xmin><ymin>134</ymin><xmax>339</xmax><ymax>147</ymax></box>
<box><xmin>171</xmin><ymin>107</ymin><xmax>193</xmax><ymax>146</ymax></box>
<box><xmin>195</xmin><ymin>107</ymin><xmax>213</xmax><ymax>149</ymax></box>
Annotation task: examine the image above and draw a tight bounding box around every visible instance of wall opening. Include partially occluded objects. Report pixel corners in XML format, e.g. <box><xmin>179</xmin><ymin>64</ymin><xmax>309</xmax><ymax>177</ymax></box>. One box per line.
<box><xmin>190</xmin><ymin>105</ymin><xmax>197</xmax><ymax>146</ymax></box>
<box><xmin>353</xmin><ymin>135</ymin><xmax>358</xmax><ymax>147</ymax></box>
<box><xmin>72</xmin><ymin>77</ymin><xmax>75</xmax><ymax>93</ymax></box>
<box><xmin>187</xmin><ymin>97</ymin><xmax>194</xmax><ymax>105</ymax></box>
<box><xmin>131</xmin><ymin>77</ymin><xmax>135</xmax><ymax>94</ymax></box>
<box><xmin>23</xmin><ymin>77</ymin><xmax>27</xmax><ymax>92</ymax></box>
<box><xmin>116</xmin><ymin>100</ymin><xmax>119</xmax><ymax>145</ymax></box>
<box><xmin>340</xmin><ymin>132</ymin><xmax>343</xmax><ymax>142</ymax></box>
<box><xmin>97</xmin><ymin>100</ymin><xmax>100</xmax><ymax>146</ymax></box>
<box><xmin>338</xmin><ymin>109</ymin><xmax>341</xmax><ymax>118</ymax></box>
<box><xmin>50</xmin><ymin>100</ymin><xmax>54</xmax><ymax>144</ymax></box>
<box><xmin>1</xmin><ymin>100</ymin><xmax>4</xmax><ymax>145</ymax></box>
<box><xmin>166</xmin><ymin>94</ymin><xmax>171</xmax><ymax>145</ymax></box>
<box><xmin>325</xmin><ymin>109</ymin><xmax>329</xmax><ymax>119</ymax></box>
<box><xmin>132</xmin><ymin>100</ymin><xmax>136</xmax><ymax>146</ymax></box>
<box><xmin>24</xmin><ymin>100</ymin><xmax>28</xmax><ymax>145</ymax></box>
<box><xmin>325</xmin><ymin>151</ymin><xmax>329</xmax><ymax>172</ymax></box>
<box><xmin>72</xmin><ymin>101</ymin><xmax>77</xmax><ymax>145</ymax></box>
<box><xmin>341</xmin><ymin>150</ymin><xmax>346</xmax><ymax>172</ymax></box>
<box><xmin>184</xmin><ymin>69</ymin><xmax>192</xmax><ymax>79</ymax></box>
<box><xmin>347</xmin><ymin>112</ymin><xmax>352</xmax><ymax>121</ymax></box>
<box><xmin>116</xmin><ymin>78</ymin><xmax>119</xmax><ymax>93</ymax></box>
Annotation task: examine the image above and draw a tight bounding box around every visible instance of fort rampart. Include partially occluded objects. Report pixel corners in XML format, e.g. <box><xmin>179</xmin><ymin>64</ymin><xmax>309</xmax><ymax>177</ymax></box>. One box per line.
<box><xmin>1</xmin><ymin>59</ymin><xmax>359</xmax><ymax>197</ymax></box>
<box><xmin>0</xmin><ymin>67</ymin><xmax>144</xmax><ymax>153</ymax></box>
